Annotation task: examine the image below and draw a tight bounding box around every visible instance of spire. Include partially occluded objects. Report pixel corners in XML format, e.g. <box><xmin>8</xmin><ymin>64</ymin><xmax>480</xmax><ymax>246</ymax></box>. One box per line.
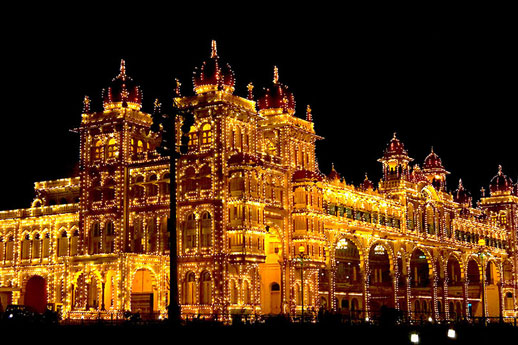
<box><xmin>306</xmin><ymin>105</ymin><xmax>313</xmax><ymax>122</ymax></box>
<box><xmin>175</xmin><ymin>78</ymin><xmax>182</xmax><ymax>97</ymax></box>
<box><xmin>247</xmin><ymin>82</ymin><xmax>254</xmax><ymax>100</ymax></box>
<box><xmin>273</xmin><ymin>66</ymin><xmax>279</xmax><ymax>84</ymax></box>
<box><xmin>117</xmin><ymin>59</ymin><xmax>127</xmax><ymax>80</ymax></box>
<box><xmin>83</xmin><ymin>95</ymin><xmax>91</xmax><ymax>113</ymax></box>
<box><xmin>498</xmin><ymin>164</ymin><xmax>503</xmax><ymax>175</ymax></box>
<box><xmin>211</xmin><ymin>40</ymin><xmax>218</xmax><ymax>58</ymax></box>
<box><xmin>458</xmin><ymin>179</ymin><xmax>463</xmax><ymax>189</ymax></box>
<box><xmin>153</xmin><ymin>98</ymin><xmax>161</xmax><ymax>114</ymax></box>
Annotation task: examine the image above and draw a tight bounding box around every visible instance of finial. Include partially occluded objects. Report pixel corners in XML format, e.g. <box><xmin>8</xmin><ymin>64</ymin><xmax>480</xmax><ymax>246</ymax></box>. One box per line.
<box><xmin>83</xmin><ymin>95</ymin><xmax>91</xmax><ymax>113</ymax></box>
<box><xmin>306</xmin><ymin>105</ymin><xmax>312</xmax><ymax>122</ymax></box>
<box><xmin>458</xmin><ymin>179</ymin><xmax>463</xmax><ymax>188</ymax></box>
<box><xmin>331</xmin><ymin>163</ymin><xmax>335</xmax><ymax>171</ymax></box>
<box><xmin>247</xmin><ymin>82</ymin><xmax>254</xmax><ymax>100</ymax></box>
<box><xmin>175</xmin><ymin>78</ymin><xmax>182</xmax><ymax>97</ymax></box>
<box><xmin>498</xmin><ymin>165</ymin><xmax>503</xmax><ymax>175</ymax></box>
<box><xmin>153</xmin><ymin>98</ymin><xmax>161</xmax><ymax>114</ymax></box>
<box><xmin>431</xmin><ymin>146</ymin><xmax>434</xmax><ymax>153</ymax></box>
<box><xmin>393</xmin><ymin>132</ymin><xmax>397</xmax><ymax>139</ymax></box>
<box><xmin>273</xmin><ymin>66</ymin><xmax>279</xmax><ymax>84</ymax></box>
<box><xmin>481</xmin><ymin>186</ymin><xmax>486</xmax><ymax>197</ymax></box>
<box><xmin>118</xmin><ymin>59</ymin><xmax>127</xmax><ymax>79</ymax></box>
<box><xmin>211</xmin><ymin>40</ymin><xmax>218</xmax><ymax>58</ymax></box>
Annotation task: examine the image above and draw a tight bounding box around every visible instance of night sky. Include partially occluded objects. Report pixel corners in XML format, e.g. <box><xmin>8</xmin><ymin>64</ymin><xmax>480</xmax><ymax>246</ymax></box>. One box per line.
<box><xmin>0</xmin><ymin>8</ymin><xmax>515</xmax><ymax>210</ymax></box>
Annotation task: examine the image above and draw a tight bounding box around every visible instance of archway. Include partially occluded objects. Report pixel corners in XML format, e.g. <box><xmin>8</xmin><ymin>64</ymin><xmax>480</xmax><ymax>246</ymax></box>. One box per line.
<box><xmin>24</xmin><ymin>276</ymin><xmax>47</xmax><ymax>313</ymax></box>
<box><xmin>368</xmin><ymin>243</ymin><xmax>394</xmax><ymax>316</ymax></box>
<box><xmin>334</xmin><ymin>238</ymin><xmax>362</xmax><ymax>314</ymax></box>
<box><xmin>485</xmin><ymin>260</ymin><xmax>500</xmax><ymax>317</ymax></box>
<box><xmin>410</xmin><ymin>249</ymin><xmax>431</xmax><ymax>319</ymax></box>
<box><xmin>131</xmin><ymin>269</ymin><xmax>158</xmax><ymax>318</ymax></box>
<box><xmin>466</xmin><ymin>259</ymin><xmax>481</xmax><ymax>317</ymax></box>
<box><xmin>446</xmin><ymin>255</ymin><xmax>463</xmax><ymax>319</ymax></box>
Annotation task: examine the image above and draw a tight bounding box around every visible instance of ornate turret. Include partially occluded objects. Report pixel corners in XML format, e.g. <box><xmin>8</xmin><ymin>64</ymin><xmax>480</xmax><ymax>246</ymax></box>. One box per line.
<box><xmin>422</xmin><ymin>147</ymin><xmax>450</xmax><ymax>191</ymax></box>
<box><xmin>327</xmin><ymin>163</ymin><xmax>340</xmax><ymax>182</ymax></box>
<box><xmin>361</xmin><ymin>173</ymin><xmax>374</xmax><ymax>191</ymax></box>
<box><xmin>257</xmin><ymin>66</ymin><xmax>296</xmax><ymax>116</ymax></box>
<box><xmin>102</xmin><ymin>60</ymin><xmax>143</xmax><ymax>110</ymax></box>
<box><xmin>193</xmin><ymin>40</ymin><xmax>235</xmax><ymax>94</ymax></box>
<box><xmin>453</xmin><ymin>179</ymin><xmax>472</xmax><ymax>207</ymax></box>
<box><xmin>378</xmin><ymin>133</ymin><xmax>413</xmax><ymax>182</ymax></box>
<box><xmin>489</xmin><ymin>165</ymin><xmax>514</xmax><ymax>196</ymax></box>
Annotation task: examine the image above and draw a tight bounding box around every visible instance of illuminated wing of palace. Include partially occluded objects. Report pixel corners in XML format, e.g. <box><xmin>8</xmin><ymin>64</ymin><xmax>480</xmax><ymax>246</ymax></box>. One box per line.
<box><xmin>0</xmin><ymin>42</ymin><xmax>517</xmax><ymax>321</ymax></box>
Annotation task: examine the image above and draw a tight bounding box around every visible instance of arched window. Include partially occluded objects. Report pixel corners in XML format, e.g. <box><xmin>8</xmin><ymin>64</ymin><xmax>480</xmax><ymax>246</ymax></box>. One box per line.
<box><xmin>200</xmin><ymin>271</ymin><xmax>212</xmax><ymax>305</ymax></box>
<box><xmin>184</xmin><ymin>214</ymin><xmax>196</xmax><ymax>251</ymax></box>
<box><xmin>183</xmin><ymin>168</ymin><xmax>197</xmax><ymax>193</ymax></box>
<box><xmin>21</xmin><ymin>234</ymin><xmax>31</xmax><ymax>259</ymax></box>
<box><xmin>147</xmin><ymin>218</ymin><xmax>158</xmax><ymax>253</ymax></box>
<box><xmin>243</xmin><ymin>280</ymin><xmax>251</xmax><ymax>304</ymax></box>
<box><xmin>132</xmin><ymin>218</ymin><xmax>143</xmax><ymax>253</ymax></box>
<box><xmin>200</xmin><ymin>123</ymin><xmax>212</xmax><ymax>145</ymax></box>
<box><xmin>147</xmin><ymin>174</ymin><xmax>158</xmax><ymax>197</ymax></box>
<box><xmin>106</xmin><ymin>138</ymin><xmax>118</xmax><ymax>159</ymax></box>
<box><xmin>184</xmin><ymin>272</ymin><xmax>196</xmax><ymax>304</ymax></box>
<box><xmin>132</xmin><ymin>175</ymin><xmax>145</xmax><ymax>199</ymax></box>
<box><xmin>200</xmin><ymin>212</ymin><xmax>212</xmax><ymax>248</ymax></box>
<box><xmin>188</xmin><ymin>126</ymin><xmax>198</xmax><ymax>147</ymax></box>
<box><xmin>32</xmin><ymin>233</ymin><xmax>41</xmax><ymax>259</ymax></box>
<box><xmin>91</xmin><ymin>178</ymin><xmax>102</xmax><ymax>202</ymax></box>
<box><xmin>104</xmin><ymin>221</ymin><xmax>115</xmax><ymax>253</ymax></box>
<box><xmin>137</xmin><ymin>140</ymin><xmax>144</xmax><ymax>153</ymax></box>
<box><xmin>230</xmin><ymin>280</ymin><xmax>238</xmax><ymax>304</ymax></box>
<box><xmin>92</xmin><ymin>140</ymin><xmax>104</xmax><ymax>161</ymax></box>
<box><xmin>42</xmin><ymin>233</ymin><xmax>50</xmax><ymax>258</ymax></box>
<box><xmin>70</xmin><ymin>229</ymin><xmax>79</xmax><ymax>256</ymax></box>
<box><xmin>90</xmin><ymin>222</ymin><xmax>101</xmax><ymax>255</ymax></box>
<box><xmin>160</xmin><ymin>173</ymin><xmax>170</xmax><ymax>196</ymax></box>
<box><xmin>103</xmin><ymin>178</ymin><xmax>116</xmax><ymax>201</ymax></box>
<box><xmin>6</xmin><ymin>236</ymin><xmax>14</xmax><ymax>261</ymax></box>
<box><xmin>199</xmin><ymin>165</ymin><xmax>211</xmax><ymax>190</ymax></box>
<box><xmin>58</xmin><ymin>230</ymin><xmax>69</xmax><ymax>257</ymax></box>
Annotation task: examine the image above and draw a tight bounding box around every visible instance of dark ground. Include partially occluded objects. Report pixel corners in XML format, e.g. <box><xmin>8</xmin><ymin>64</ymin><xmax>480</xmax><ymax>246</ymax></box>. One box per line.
<box><xmin>1</xmin><ymin>320</ymin><xmax>517</xmax><ymax>344</ymax></box>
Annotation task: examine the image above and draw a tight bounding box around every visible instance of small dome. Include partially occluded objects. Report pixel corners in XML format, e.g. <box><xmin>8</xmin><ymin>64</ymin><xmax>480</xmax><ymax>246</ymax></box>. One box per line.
<box><xmin>423</xmin><ymin>147</ymin><xmax>445</xmax><ymax>171</ymax></box>
<box><xmin>327</xmin><ymin>164</ymin><xmax>340</xmax><ymax>181</ymax></box>
<box><xmin>292</xmin><ymin>169</ymin><xmax>323</xmax><ymax>183</ymax></box>
<box><xmin>380</xmin><ymin>133</ymin><xmax>411</xmax><ymax>161</ymax></box>
<box><xmin>453</xmin><ymin>179</ymin><xmax>472</xmax><ymax>206</ymax></box>
<box><xmin>102</xmin><ymin>60</ymin><xmax>142</xmax><ymax>110</ymax></box>
<box><xmin>257</xmin><ymin>66</ymin><xmax>296</xmax><ymax>115</ymax></box>
<box><xmin>489</xmin><ymin>165</ymin><xmax>514</xmax><ymax>196</ymax></box>
<box><xmin>410</xmin><ymin>164</ymin><xmax>427</xmax><ymax>183</ymax></box>
<box><xmin>362</xmin><ymin>173</ymin><xmax>374</xmax><ymax>191</ymax></box>
<box><xmin>193</xmin><ymin>41</ymin><xmax>235</xmax><ymax>94</ymax></box>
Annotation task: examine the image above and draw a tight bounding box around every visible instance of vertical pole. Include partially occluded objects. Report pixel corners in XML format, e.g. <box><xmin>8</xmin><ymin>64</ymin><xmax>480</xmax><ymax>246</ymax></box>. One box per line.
<box><xmin>169</xmin><ymin>153</ymin><xmax>180</xmax><ymax>323</ymax></box>
<box><xmin>301</xmin><ymin>257</ymin><xmax>304</xmax><ymax>322</ymax></box>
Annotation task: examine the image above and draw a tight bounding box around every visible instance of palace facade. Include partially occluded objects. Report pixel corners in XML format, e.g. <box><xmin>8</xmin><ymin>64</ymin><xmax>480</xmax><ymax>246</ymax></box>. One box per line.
<box><xmin>0</xmin><ymin>42</ymin><xmax>517</xmax><ymax>321</ymax></box>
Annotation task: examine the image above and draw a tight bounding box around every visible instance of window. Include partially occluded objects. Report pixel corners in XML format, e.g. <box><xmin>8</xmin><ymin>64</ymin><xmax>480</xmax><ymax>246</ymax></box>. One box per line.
<box><xmin>105</xmin><ymin>221</ymin><xmax>115</xmax><ymax>253</ymax></box>
<box><xmin>58</xmin><ymin>231</ymin><xmax>69</xmax><ymax>257</ymax></box>
<box><xmin>184</xmin><ymin>272</ymin><xmax>196</xmax><ymax>304</ymax></box>
<box><xmin>21</xmin><ymin>234</ymin><xmax>31</xmax><ymax>259</ymax></box>
<box><xmin>200</xmin><ymin>212</ymin><xmax>212</xmax><ymax>247</ymax></box>
<box><xmin>188</xmin><ymin>126</ymin><xmax>198</xmax><ymax>147</ymax></box>
<box><xmin>32</xmin><ymin>233</ymin><xmax>41</xmax><ymax>259</ymax></box>
<box><xmin>92</xmin><ymin>140</ymin><xmax>104</xmax><ymax>161</ymax></box>
<box><xmin>90</xmin><ymin>222</ymin><xmax>101</xmax><ymax>254</ymax></box>
<box><xmin>42</xmin><ymin>233</ymin><xmax>50</xmax><ymax>258</ymax></box>
<box><xmin>184</xmin><ymin>214</ymin><xmax>196</xmax><ymax>251</ymax></box>
<box><xmin>70</xmin><ymin>230</ymin><xmax>79</xmax><ymax>256</ymax></box>
<box><xmin>200</xmin><ymin>271</ymin><xmax>212</xmax><ymax>304</ymax></box>
<box><xmin>200</xmin><ymin>123</ymin><xmax>212</xmax><ymax>145</ymax></box>
<box><xmin>106</xmin><ymin>138</ymin><xmax>118</xmax><ymax>159</ymax></box>
<box><xmin>6</xmin><ymin>236</ymin><xmax>14</xmax><ymax>260</ymax></box>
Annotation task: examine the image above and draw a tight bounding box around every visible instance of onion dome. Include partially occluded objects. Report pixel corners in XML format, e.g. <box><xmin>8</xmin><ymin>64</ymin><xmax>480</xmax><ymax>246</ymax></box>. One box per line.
<box><xmin>193</xmin><ymin>40</ymin><xmax>235</xmax><ymax>94</ymax></box>
<box><xmin>423</xmin><ymin>147</ymin><xmax>447</xmax><ymax>172</ymax></box>
<box><xmin>379</xmin><ymin>133</ymin><xmax>413</xmax><ymax>162</ymax></box>
<box><xmin>102</xmin><ymin>60</ymin><xmax>143</xmax><ymax>110</ymax></box>
<box><xmin>257</xmin><ymin>66</ymin><xmax>296</xmax><ymax>116</ymax></box>
<box><xmin>362</xmin><ymin>173</ymin><xmax>374</xmax><ymax>191</ymax></box>
<box><xmin>228</xmin><ymin>152</ymin><xmax>261</xmax><ymax>166</ymax></box>
<box><xmin>327</xmin><ymin>163</ymin><xmax>340</xmax><ymax>181</ymax></box>
<box><xmin>489</xmin><ymin>165</ymin><xmax>514</xmax><ymax>196</ymax></box>
<box><xmin>292</xmin><ymin>169</ymin><xmax>323</xmax><ymax>183</ymax></box>
<box><xmin>453</xmin><ymin>179</ymin><xmax>472</xmax><ymax>206</ymax></box>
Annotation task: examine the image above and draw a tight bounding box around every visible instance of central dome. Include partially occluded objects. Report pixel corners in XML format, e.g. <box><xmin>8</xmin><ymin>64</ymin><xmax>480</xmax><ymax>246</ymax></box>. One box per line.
<box><xmin>193</xmin><ymin>41</ymin><xmax>235</xmax><ymax>94</ymax></box>
<box><xmin>257</xmin><ymin>66</ymin><xmax>296</xmax><ymax>115</ymax></box>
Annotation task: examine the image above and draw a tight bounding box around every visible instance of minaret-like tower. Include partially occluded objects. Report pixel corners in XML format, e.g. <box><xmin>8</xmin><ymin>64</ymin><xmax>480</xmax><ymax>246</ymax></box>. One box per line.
<box><xmin>378</xmin><ymin>133</ymin><xmax>413</xmax><ymax>191</ymax></box>
<box><xmin>422</xmin><ymin>147</ymin><xmax>450</xmax><ymax>192</ymax></box>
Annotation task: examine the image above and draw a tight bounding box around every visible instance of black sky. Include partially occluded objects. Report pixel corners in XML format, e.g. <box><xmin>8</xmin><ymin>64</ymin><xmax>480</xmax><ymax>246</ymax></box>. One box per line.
<box><xmin>0</xmin><ymin>7</ymin><xmax>515</xmax><ymax>210</ymax></box>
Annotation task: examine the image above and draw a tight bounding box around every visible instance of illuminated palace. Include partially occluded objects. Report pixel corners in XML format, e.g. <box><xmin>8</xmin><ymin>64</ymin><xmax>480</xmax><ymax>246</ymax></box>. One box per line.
<box><xmin>0</xmin><ymin>42</ymin><xmax>517</xmax><ymax>321</ymax></box>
